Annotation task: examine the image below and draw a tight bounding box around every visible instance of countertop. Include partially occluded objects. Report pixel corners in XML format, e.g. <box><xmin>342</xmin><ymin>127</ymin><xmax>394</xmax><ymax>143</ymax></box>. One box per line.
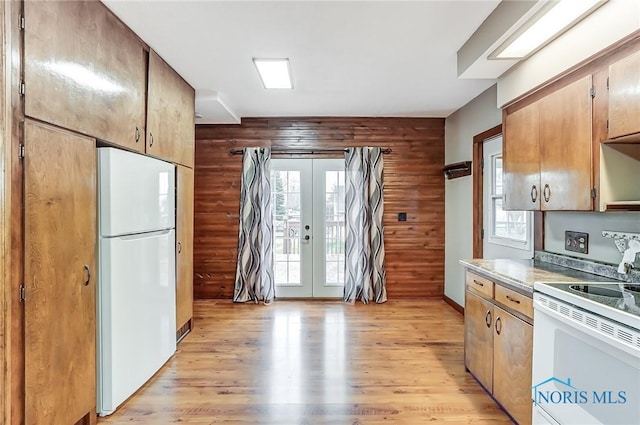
<box><xmin>459</xmin><ymin>258</ymin><xmax>617</xmax><ymax>295</ymax></box>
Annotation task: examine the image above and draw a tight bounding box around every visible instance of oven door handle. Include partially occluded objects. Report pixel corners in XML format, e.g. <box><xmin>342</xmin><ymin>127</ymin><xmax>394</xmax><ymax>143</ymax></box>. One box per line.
<box><xmin>534</xmin><ymin>298</ymin><xmax>640</xmax><ymax>358</ymax></box>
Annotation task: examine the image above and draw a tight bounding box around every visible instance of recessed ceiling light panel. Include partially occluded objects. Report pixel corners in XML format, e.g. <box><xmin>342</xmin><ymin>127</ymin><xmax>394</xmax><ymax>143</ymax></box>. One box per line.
<box><xmin>253</xmin><ymin>58</ymin><xmax>293</xmax><ymax>89</ymax></box>
<box><xmin>490</xmin><ymin>0</ymin><xmax>606</xmax><ymax>60</ymax></box>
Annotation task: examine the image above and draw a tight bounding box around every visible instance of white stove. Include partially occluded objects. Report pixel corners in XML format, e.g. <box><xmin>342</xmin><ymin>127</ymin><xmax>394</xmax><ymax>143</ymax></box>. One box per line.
<box><xmin>532</xmin><ymin>281</ymin><xmax>640</xmax><ymax>425</ymax></box>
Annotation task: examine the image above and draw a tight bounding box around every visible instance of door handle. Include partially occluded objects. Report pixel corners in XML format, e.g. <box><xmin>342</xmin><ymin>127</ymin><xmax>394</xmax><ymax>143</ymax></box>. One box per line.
<box><xmin>485</xmin><ymin>310</ymin><xmax>492</xmax><ymax>328</ymax></box>
<box><xmin>495</xmin><ymin>316</ymin><xmax>502</xmax><ymax>335</ymax></box>
<box><xmin>543</xmin><ymin>184</ymin><xmax>551</xmax><ymax>203</ymax></box>
<box><xmin>83</xmin><ymin>264</ymin><xmax>91</xmax><ymax>286</ymax></box>
<box><xmin>530</xmin><ymin>185</ymin><xmax>538</xmax><ymax>203</ymax></box>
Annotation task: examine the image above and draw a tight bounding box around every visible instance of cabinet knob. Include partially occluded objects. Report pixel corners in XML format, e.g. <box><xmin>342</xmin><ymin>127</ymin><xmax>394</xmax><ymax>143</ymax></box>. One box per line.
<box><xmin>83</xmin><ymin>264</ymin><xmax>91</xmax><ymax>286</ymax></box>
<box><xmin>135</xmin><ymin>126</ymin><xmax>140</xmax><ymax>143</ymax></box>
<box><xmin>543</xmin><ymin>184</ymin><xmax>551</xmax><ymax>203</ymax></box>
<box><xmin>530</xmin><ymin>185</ymin><xmax>538</xmax><ymax>203</ymax></box>
<box><xmin>304</xmin><ymin>235</ymin><xmax>310</xmax><ymax>241</ymax></box>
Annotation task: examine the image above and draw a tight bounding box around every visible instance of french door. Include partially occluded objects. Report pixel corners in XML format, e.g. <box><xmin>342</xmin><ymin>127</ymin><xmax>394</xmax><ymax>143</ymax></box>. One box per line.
<box><xmin>271</xmin><ymin>158</ymin><xmax>346</xmax><ymax>298</ymax></box>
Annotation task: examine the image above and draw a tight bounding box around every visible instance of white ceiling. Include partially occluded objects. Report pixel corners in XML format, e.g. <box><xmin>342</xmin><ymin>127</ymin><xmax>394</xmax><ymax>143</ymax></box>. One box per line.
<box><xmin>103</xmin><ymin>0</ymin><xmax>507</xmax><ymax>124</ymax></box>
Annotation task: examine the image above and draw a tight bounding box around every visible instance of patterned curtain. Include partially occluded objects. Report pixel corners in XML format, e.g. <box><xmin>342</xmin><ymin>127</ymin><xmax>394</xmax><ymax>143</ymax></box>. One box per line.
<box><xmin>233</xmin><ymin>147</ymin><xmax>275</xmax><ymax>304</ymax></box>
<box><xmin>344</xmin><ymin>147</ymin><xmax>387</xmax><ymax>304</ymax></box>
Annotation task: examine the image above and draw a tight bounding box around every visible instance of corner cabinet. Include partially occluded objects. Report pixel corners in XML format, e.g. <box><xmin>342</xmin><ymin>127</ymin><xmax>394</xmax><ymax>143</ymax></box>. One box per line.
<box><xmin>503</xmin><ymin>76</ymin><xmax>593</xmax><ymax>211</ymax></box>
<box><xmin>23</xmin><ymin>0</ymin><xmax>147</xmax><ymax>152</ymax></box>
<box><xmin>464</xmin><ymin>271</ymin><xmax>532</xmax><ymax>425</ymax></box>
<box><xmin>147</xmin><ymin>51</ymin><xmax>196</xmax><ymax>168</ymax></box>
<box><xmin>176</xmin><ymin>165</ymin><xmax>195</xmax><ymax>338</ymax></box>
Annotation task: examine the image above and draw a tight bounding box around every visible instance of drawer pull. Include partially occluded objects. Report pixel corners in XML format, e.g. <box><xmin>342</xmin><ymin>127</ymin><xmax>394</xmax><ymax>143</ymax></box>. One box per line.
<box><xmin>473</xmin><ymin>279</ymin><xmax>484</xmax><ymax>287</ymax></box>
<box><xmin>495</xmin><ymin>317</ymin><xmax>502</xmax><ymax>335</ymax></box>
<box><xmin>505</xmin><ymin>295</ymin><xmax>521</xmax><ymax>304</ymax></box>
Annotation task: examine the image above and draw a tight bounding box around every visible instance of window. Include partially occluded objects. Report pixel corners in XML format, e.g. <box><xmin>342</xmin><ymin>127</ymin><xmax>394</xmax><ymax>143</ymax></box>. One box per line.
<box><xmin>488</xmin><ymin>153</ymin><xmax>532</xmax><ymax>249</ymax></box>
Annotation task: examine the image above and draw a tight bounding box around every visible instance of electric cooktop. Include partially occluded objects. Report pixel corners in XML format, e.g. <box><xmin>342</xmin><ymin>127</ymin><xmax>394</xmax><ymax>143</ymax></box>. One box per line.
<box><xmin>534</xmin><ymin>281</ymin><xmax>640</xmax><ymax>330</ymax></box>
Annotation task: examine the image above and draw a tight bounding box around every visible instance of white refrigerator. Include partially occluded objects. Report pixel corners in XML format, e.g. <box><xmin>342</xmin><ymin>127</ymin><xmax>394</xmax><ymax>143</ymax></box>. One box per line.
<box><xmin>97</xmin><ymin>147</ymin><xmax>177</xmax><ymax>416</ymax></box>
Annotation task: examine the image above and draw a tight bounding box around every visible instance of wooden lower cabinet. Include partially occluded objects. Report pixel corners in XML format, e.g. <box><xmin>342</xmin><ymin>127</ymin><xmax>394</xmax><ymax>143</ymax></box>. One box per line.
<box><xmin>464</xmin><ymin>274</ymin><xmax>533</xmax><ymax>425</ymax></box>
<box><xmin>493</xmin><ymin>306</ymin><xmax>533</xmax><ymax>425</ymax></box>
<box><xmin>24</xmin><ymin>120</ymin><xmax>97</xmax><ymax>425</ymax></box>
<box><xmin>176</xmin><ymin>165</ymin><xmax>194</xmax><ymax>335</ymax></box>
<box><xmin>464</xmin><ymin>291</ymin><xmax>494</xmax><ymax>392</ymax></box>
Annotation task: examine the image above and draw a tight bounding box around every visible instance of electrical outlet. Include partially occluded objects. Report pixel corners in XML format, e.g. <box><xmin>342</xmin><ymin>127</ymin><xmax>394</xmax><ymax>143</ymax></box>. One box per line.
<box><xmin>398</xmin><ymin>212</ymin><xmax>407</xmax><ymax>222</ymax></box>
<box><xmin>565</xmin><ymin>231</ymin><xmax>589</xmax><ymax>254</ymax></box>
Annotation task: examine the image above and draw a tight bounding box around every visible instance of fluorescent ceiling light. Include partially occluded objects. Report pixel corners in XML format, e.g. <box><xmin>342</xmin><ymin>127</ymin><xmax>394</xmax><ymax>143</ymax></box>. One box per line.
<box><xmin>491</xmin><ymin>0</ymin><xmax>606</xmax><ymax>60</ymax></box>
<box><xmin>253</xmin><ymin>58</ymin><xmax>293</xmax><ymax>89</ymax></box>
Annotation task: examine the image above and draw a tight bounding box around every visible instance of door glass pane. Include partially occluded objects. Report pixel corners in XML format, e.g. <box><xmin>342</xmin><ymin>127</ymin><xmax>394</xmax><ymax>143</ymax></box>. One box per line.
<box><xmin>272</xmin><ymin>170</ymin><xmax>301</xmax><ymax>286</ymax></box>
<box><xmin>324</xmin><ymin>170</ymin><xmax>345</xmax><ymax>285</ymax></box>
<box><xmin>493</xmin><ymin>196</ymin><xmax>528</xmax><ymax>242</ymax></box>
<box><xmin>493</xmin><ymin>156</ymin><xmax>503</xmax><ymax>196</ymax></box>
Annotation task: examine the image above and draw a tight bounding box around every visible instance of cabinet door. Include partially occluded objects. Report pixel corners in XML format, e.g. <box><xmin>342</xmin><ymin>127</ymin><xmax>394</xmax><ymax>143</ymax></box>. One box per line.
<box><xmin>464</xmin><ymin>291</ymin><xmax>494</xmax><ymax>393</ymax></box>
<box><xmin>608</xmin><ymin>50</ymin><xmax>640</xmax><ymax>139</ymax></box>
<box><xmin>503</xmin><ymin>102</ymin><xmax>540</xmax><ymax>210</ymax></box>
<box><xmin>24</xmin><ymin>121</ymin><xmax>97</xmax><ymax>425</ymax></box>
<box><xmin>539</xmin><ymin>76</ymin><xmax>593</xmax><ymax>210</ymax></box>
<box><xmin>176</xmin><ymin>165</ymin><xmax>194</xmax><ymax>333</ymax></box>
<box><xmin>24</xmin><ymin>0</ymin><xmax>146</xmax><ymax>152</ymax></box>
<box><xmin>147</xmin><ymin>51</ymin><xmax>195</xmax><ymax>167</ymax></box>
<box><xmin>493</xmin><ymin>306</ymin><xmax>532</xmax><ymax>425</ymax></box>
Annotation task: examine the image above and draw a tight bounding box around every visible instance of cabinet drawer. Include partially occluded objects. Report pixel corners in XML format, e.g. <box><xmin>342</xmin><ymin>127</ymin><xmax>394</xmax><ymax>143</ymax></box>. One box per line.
<box><xmin>495</xmin><ymin>285</ymin><xmax>533</xmax><ymax>319</ymax></box>
<box><xmin>466</xmin><ymin>271</ymin><xmax>494</xmax><ymax>298</ymax></box>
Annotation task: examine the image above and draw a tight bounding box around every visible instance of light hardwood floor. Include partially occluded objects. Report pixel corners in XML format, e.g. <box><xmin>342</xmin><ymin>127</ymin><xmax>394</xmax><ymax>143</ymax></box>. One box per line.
<box><xmin>98</xmin><ymin>300</ymin><xmax>512</xmax><ymax>424</ymax></box>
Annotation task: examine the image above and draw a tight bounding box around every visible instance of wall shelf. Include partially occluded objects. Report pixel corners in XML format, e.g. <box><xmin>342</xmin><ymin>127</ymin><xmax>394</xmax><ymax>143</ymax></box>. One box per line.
<box><xmin>443</xmin><ymin>161</ymin><xmax>472</xmax><ymax>180</ymax></box>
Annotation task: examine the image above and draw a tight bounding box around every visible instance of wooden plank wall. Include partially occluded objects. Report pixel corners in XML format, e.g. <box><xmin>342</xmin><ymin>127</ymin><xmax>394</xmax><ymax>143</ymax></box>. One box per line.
<box><xmin>194</xmin><ymin>117</ymin><xmax>445</xmax><ymax>299</ymax></box>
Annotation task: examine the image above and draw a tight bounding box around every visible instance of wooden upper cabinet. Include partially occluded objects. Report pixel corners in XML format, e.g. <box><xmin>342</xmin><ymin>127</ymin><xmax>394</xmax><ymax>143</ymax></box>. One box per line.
<box><xmin>147</xmin><ymin>51</ymin><xmax>195</xmax><ymax>168</ymax></box>
<box><xmin>176</xmin><ymin>165</ymin><xmax>195</xmax><ymax>334</ymax></box>
<box><xmin>539</xmin><ymin>76</ymin><xmax>593</xmax><ymax>211</ymax></box>
<box><xmin>24</xmin><ymin>0</ymin><xmax>146</xmax><ymax>152</ymax></box>
<box><xmin>503</xmin><ymin>101</ymin><xmax>540</xmax><ymax>210</ymax></box>
<box><xmin>608</xmin><ymin>50</ymin><xmax>640</xmax><ymax>139</ymax></box>
<box><xmin>503</xmin><ymin>75</ymin><xmax>593</xmax><ymax>211</ymax></box>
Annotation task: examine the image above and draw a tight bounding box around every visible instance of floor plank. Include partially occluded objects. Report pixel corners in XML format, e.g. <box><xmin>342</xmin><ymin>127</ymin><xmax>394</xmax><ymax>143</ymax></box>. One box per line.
<box><xmin>99</xmin><ymin>300</ymin><xmax>512</xmax><ymax>424</ymax></box>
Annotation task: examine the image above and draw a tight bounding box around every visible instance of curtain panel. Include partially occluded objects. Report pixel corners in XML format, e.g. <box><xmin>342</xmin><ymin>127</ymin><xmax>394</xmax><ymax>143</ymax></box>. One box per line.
<box><xmin>344</xmin><ymin>147</ymin><xmax>387</xmax><ymax>304</ymax></box>
<box><xmin>233</xmin><ymin>147</ymin><xmax>275</xmax><ymax>304</ymax></box>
